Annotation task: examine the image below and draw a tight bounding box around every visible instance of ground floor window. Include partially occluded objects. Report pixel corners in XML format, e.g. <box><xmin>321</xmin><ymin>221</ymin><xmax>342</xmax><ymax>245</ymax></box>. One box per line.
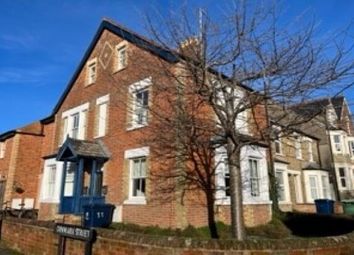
<box><xmin>249</xmin><ymin>158</ymin><xmax>260</xmax><ymax>197</ymax></box>
<box><xmin>275</xmin><ymin>170</ymin><xmax>286</xmax><ymax>202</ymax></box>
<box><xmin>131</xmin><ymin>157</ymin><xmax>147</xmax><ymax>198</ymax></box>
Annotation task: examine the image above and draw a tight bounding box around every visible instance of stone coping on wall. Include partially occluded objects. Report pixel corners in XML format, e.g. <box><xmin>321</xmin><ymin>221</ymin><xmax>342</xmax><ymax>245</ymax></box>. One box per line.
<box><xmin>3</xmin><ymin>217</ymin><xmax>353</xmax><ymax>251</ymax></box>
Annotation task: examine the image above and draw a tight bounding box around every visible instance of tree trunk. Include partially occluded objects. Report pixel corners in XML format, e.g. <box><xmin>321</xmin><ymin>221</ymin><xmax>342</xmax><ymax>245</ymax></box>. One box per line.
<box><xmin>205</xmin><ymin>192</ymin><xmax>219</xmax><ymax>239</ymax></box>
<box><xmin>226</xmin><ymin>138</ymin><xmax>245</xmax><ymax>240</ymax></box>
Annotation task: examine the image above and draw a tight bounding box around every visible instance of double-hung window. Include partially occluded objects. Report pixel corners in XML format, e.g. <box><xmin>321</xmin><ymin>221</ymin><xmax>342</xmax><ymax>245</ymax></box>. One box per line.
<box><xmin>87</xmin><ymin>59</ymin><xmax>97</xmax><ymax>85</ymax></box>
<box><xmin>61</xmin><ymin>103</ymin><xmax>89</xmax><ymax>143</ymax></box>
<box><xmin>275</xmin><ymin>170</ymin><xmax>285</xmax><ymax>202</ymax></box>
<box><xmin>348</xmin><ymin>141</ymin><xmax>354</xmax><ymax>156</ymax></box>
<box><xmin>295</xmin><ymin>137</ymin><xmax>302</xmax><ymax>159</ymax></box>
<box><xmin>135</xmin><ymin>89</ymin><xmax>149</xmax><ymax>125</ymax></box>
<box><xmin>131</xmin><ymin>157</ymin><xmax>146</xmax><ymax>198</ymax></box>
<box><xmin>128</xmin><ymin>78</ymin><xmax>151</xmax><ymax>129</ymax></box>
<box><xmin>309</xmin><ymin>175</ymin><xmax>319</xmax><ymax>200</ymax></box>
<box><xmin>333</xmin><ymin>135</ymin><xmax>342</xmax><ymax>152</ymax></box>
<box><xmin>275</xmin><ymin>138</ymin><xmax>282</xmax><ymax>155</ymax></box>
<box><xmin>223</xmin><ymin>158</ymin><xmax>230</xmax><ymax>197</ymax></box>
<box><xmin>0</xmin><ymin>142</ymin><xmax>5</xmax><ymax>159</ymax></box>
<box><xmin>321</xmin><ymin>175</ymin><xmax>329</xmax><ymax>198</ymax></box>
<box><xmin>117</xmin><ymin>45</ymin><xmax>127</xmax><ymax>70</ymax></box>
<box><xmin>47</xmin><ymin>164</ymin><xmax>57</xmax><ymax>198</ymax></box>
<box><xmin>249</xmin><ymin>158</ymin><xmax>260</xmax><ymax>197</ymax></box>
<box><xmin>338</xmin><ymin>167</ymin><xmax>347</xmax><ymax>188</ymax></box>
<box><xmin>308</xmin><ymin>141</ymin><xmax>313</xmax><ymax>161</ymax></box>
<box><xmin>95</xmin><ymin>95</ymin><xmax>109</xmax><ymax>138</ymax></box>
<box><xmin>71</xmin><ymin>113</ymin><xmax>80</xmax><ymax>139</ymax></box>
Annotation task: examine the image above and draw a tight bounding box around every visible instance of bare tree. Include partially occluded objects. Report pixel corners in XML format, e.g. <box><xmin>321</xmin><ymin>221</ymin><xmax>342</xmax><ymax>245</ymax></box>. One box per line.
<box><xmin>138</xmin><ymin>0</ymin><xmax>354</xmax><ymax>240</ymax></box>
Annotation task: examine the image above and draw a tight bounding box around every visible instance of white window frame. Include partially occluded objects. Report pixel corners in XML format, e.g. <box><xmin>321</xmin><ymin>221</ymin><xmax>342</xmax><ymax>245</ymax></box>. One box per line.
<box><xmin>249</xmin><ymin>158</ymin><xmax>260</xmax><ymax>197</ymax></box>
<box><xmin>40</xmin><ymin>158</ymin><xmax>63</xmax><ymax>203</ymax></box>
<box><xmin>86</xmin><ymin>58</ymin><xmax>97</xmax><ymax>85</ymax></box>
<box><xmin>333</xmin><ymin>134</ymin><xmax>342</xmax><ymax>153</ymax></box>
<box><xmin>128</xmin><ymin>78</ymin><xmax>152</xmax><ymax>130</ymax></box>
<box><xmin>124</xmin><ymin>147</ymin><xmax>149</xmax><ymax>205</ymax></box>
<box><xmin>295</xmin><ymin>136</ymin><xmax>302</xmax><ymax>159</ymax></box>
<box><xmin>61</xmin><ymin>102</ymin><xmax>89</xmax><ymax>143</ymax></box>
<box><xmin>304</xmin><ymin>170</ymin><xmax>332</xmax><ymax>203</ymax></box>
<box><xmin>115</xmin><ymin>41</ymin><xmax>128</xmax><ymax>71</ymax></box>
<box><xmin>95</xmin><ymin>94</ymin><xmax>110</xmax><ymax>138</ymax></box>
<box><xmin>338</xmin><ymin>167</ymin><xmax>347</xmax><ymax>189</ymax></box>
<box><xmin>274</xmin><ymin>138</ymin><xmax>282</xmax><ymax>155</ymax></box>
<box><xmin>308</xmin><ymin>141</ymin><xmax>313</xmax><ymax>162</ymax></box>
<box><xmin>0</xmin><ymin>141</ymin><xmax>6</xmax><ymax>159</ymax></box>
<box><xmin>348</xmin><ymin>139</ymin><xmax>354</xmax><ymax>157</ymax></box>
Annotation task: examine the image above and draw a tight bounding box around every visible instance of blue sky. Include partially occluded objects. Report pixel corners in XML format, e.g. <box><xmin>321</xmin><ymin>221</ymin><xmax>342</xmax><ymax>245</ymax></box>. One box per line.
<box><xmin>0</xmin><ymin>0</ymin><xmax>353</xmax><ymax>133</ymax></box>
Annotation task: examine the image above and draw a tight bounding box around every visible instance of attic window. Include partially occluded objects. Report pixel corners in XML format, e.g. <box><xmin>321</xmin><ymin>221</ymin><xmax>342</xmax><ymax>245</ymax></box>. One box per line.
<box><xmin>115</xmin><ymin>41</ymin><xmax>128</xmax><ymax>72</ymax></box>
<box><xmin>87</xmin><ymin>58</ymin><xmax>97</xmax><ymax>85</ymax></box>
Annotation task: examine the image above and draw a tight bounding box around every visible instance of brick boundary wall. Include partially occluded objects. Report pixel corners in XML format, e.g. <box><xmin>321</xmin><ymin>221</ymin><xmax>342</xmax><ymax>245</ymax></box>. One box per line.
<box><xmin>1</xmin><ymin>218</ymin><xmax>354</xmax><ymax>255</ymax></box>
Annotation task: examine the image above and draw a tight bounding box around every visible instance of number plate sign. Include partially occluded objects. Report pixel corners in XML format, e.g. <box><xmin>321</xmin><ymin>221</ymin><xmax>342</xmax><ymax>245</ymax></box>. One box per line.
<box><xmin>54</xmin><ymin>223</ymin><xmax>95</xmax><ymax>242</ymax></box>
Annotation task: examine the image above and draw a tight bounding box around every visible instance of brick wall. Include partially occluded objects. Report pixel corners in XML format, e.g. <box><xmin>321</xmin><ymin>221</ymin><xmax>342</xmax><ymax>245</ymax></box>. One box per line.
<box><xmin>2</xmin><ymin>218</ymin><xmax>354</xmax><ymax>255</ymax></box>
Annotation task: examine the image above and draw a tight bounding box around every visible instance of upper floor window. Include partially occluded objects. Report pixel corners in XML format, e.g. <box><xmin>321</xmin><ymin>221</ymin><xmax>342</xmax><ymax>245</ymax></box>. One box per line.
<box><xmin>275</xmin><ymin>138</ymin><xmax>282</xmax><ymax>155</ymax></box>
<box><xmin>128</xmin><ymin>78</ymin><xmax>151</xmax><ymax>130</ymax></box>
<box><xmin>61</xmin><ymin>103</ymin><xmax>89</xmax><ymax>144</ymax></box>
<box><xmin>333</xmin><ymin>135</ymin><xmax>342</xmax><ymax>152</ymax></box>
<box><xmin>117</xmin><ymin>45</ymin><xmax>127</xmax><ymax>71</ymax></box>
<box><xmin>87</xmin><ymin>58</ymin><xmax>97</xmax><ymax>85</ymax></box>
<box><xmin>295</xmin><ymin>137</ymin><xmax>302</xmax><ymax>159</ymax></box>
<box><xmin>348</xmin><ymin>141</ymin><xmax>354</xmax><ymax>156</ymax></box>
<box><xmin>308</xmin><ymin>141</ymin><xmax>314</xmax><ymax>162</ymax></box>
<box><xmin>338</xmin><ymin>167</ymin><xmax>347</xmax><ymax>188</ymax></box>
<box><xmin>95</xmin><ymin>95</ymin><xmax>110</xmax><ymax>138</ymax></box>
<box><xmin>249</xmin><ymin>158</ymin><xmax>260</xmax><ymax>197</ymax></box>
<box><xmin>0</xmin><ymin>142</ymin><xmax>6</xmax><ymax>159</ymax></box>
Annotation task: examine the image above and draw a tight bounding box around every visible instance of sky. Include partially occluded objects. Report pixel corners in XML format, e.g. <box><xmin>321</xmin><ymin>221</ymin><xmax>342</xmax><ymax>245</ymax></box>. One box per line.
<box><xmin>0</xmin><ymin>0</ymin><xmax>354</xmax><ymax>133</ymax></box>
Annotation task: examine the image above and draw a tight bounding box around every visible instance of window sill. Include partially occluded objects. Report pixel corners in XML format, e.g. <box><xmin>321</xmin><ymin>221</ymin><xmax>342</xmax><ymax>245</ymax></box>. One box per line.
<box><xmin>127</xmin><ymin>123</ymin><xmax>148</xmax><ymax>131</ymax></box>
<box><xmin>123</xmin><ymin>198</ymin><xmax>147</xmax><ymax>205</ymax></box>
<box><xmin>94</xmin><ymin>134</ymin><xmax>106</xmax><ymax>139</ymax></box>
<box><xmin>40</xmin><ymin>199</ymin><xmax>59</xmax><ymax>204</ymax></box>
<box><xmin>112</xmin><ymin>66</ymin><xmax>127</xmax><ymax>74</ymax></box>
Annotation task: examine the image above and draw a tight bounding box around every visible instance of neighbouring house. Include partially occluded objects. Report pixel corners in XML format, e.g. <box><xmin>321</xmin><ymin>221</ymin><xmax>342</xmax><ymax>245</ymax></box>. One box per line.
<box><xmin>293</xmin><ymin>97</ymin><xmax>354</xmax><ymax>201</ymax></box>
<box><xmin>0</xmin><ymin>19</ymin><xmax>351</xmax><ymax>230</ymax></box>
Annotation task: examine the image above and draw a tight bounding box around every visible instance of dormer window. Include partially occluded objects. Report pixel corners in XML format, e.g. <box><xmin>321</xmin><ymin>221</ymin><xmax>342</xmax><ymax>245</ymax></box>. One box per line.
<box><xmin>115</xmin><ymin>42</ymin><xmax>128</xmax><ymax>71</ymax></box>
<box><xmin>87</xmin><ymin>58</ymin><xmax>97</xmax><ymax>85</ymax></box>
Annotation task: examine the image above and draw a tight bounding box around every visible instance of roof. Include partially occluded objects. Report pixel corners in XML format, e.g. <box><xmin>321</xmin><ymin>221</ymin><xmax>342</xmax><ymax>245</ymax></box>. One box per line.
<box><xmin>57</xmin><ymin>137</ymin><xmax>110</xmax><ymax>161</ymax></box>
<box><xmin>52</xmin><ymin>18</ymin><xmax>179</xmax><ymax>114</ymax></box>
<box><xmin>292</xmin><ymin>96</ymin><xmax>345</xmax><ymax>120</ymax></box>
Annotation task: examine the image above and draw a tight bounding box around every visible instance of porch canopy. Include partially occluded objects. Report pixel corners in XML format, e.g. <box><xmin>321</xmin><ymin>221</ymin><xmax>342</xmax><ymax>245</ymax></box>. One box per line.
<box><xmin>56</xmin><ymin>137</ymin><xmax>109</xmax><ymax>215</ymax></box>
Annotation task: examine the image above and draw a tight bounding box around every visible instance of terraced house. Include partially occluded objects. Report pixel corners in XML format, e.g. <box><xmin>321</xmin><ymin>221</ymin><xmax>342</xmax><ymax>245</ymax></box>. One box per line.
<box><xmin>0</xmin><ymin>19</ymin><xmax>351</xmax><ymax>228</ymax></box>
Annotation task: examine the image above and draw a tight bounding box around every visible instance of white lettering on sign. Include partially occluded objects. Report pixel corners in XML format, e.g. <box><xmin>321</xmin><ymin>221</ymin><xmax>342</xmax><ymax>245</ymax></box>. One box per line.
<box><xmin>54</xmin><ymin>224</ymin><xmax>94</xmax><ymax>241</ymax></box>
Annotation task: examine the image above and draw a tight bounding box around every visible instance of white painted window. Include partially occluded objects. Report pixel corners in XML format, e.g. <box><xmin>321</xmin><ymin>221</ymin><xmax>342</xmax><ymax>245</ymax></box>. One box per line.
<box><xmin>321</xmin><ymin>175</ymin><xmax>330</xmax><ymax>199</ymax></box>
<box><xmin>128</xmin><ymin>78</ymin><xmax>151</xmax><ymax>129</ymax></box>
<box><xmin>117</xmin><ymin>45</ymin><xmax>127</xmax><ymax>70</ymax></box>
<box><xmin>131</xmin><ymin>157</ymin><xmax>146</xmax><ymax>198</ymax></box>
<box><xmin>87</xmin><ymin>59</ymin><xmax>97</xmax><ymax>85</ymax></box>
<box><xmin>333</xmin><ymin>135</ymin><xmax>342</xmax><ymax>152</ymax></box>
<box><xmin>308</xmin><ymin>141</ymin><xmax>313</xmax><ymax>162</ymax></box>
<box><xmin>309</xmin><ymin>175</ymin><xmax>319</xmax><ymax>200</ymax></box>
<box><xmin>71</xmin><ymin>113</ymin><xmax>80</xmax><ymax>139</ymax></box>
<box><xmin>275</xmin><ymin>138</ymin><xmax>282</xmax><ymax>155</ymax></box>
<box><xmin>295</xmin><ymin>137</ymin><xmax>302</xmax><ymax>159</ymax></box>
<box><xmin>40</xmin><ymin>158</ymin><xmax>63</xmax><ymax>203</ymax></box>
<box><xmin>64</xmin><ymin>163</ymin><xmax>75</xmax><ymax>196</ymax></box>
<box><xmin>61</xmin><ymin>103</ymin><xmax>89</xmax><ymax>142</ymax></box>
<box><xmin>124</xmin><ymin>147</ymin><xmax>149</xmax><ymax>204</ymax></box>
<box><xmin>338</xmin><ymin>167</ymin><xmax>347</xmax><ymax>188</ymax></box>
<box><xmin>249</xmin><ymin>158</ymin><xmax>260</xmax><ymax>197</ymax></box>
<box><xmin>0</xmin><ymin>141</ymin><xmax>6</xmax><ymax>159</ymax></box>
<box><xmin>47</xmin><ymin>164</ymin><xmax>56</xmax><ymax>198</ymax></box>
<box><xmin>275</xmin><ymin>170</ymin><xmax>285</xmax><ymax>202</ymax></box>
<box><xmin>348</xmin><ymin>141</ymin><xmax>354</xmax><ymax>156</ymax></box>
<box><xmin>95</xmin><ymin>95</ymin><xmax>109</xmax><ymax>138</ymax></box>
